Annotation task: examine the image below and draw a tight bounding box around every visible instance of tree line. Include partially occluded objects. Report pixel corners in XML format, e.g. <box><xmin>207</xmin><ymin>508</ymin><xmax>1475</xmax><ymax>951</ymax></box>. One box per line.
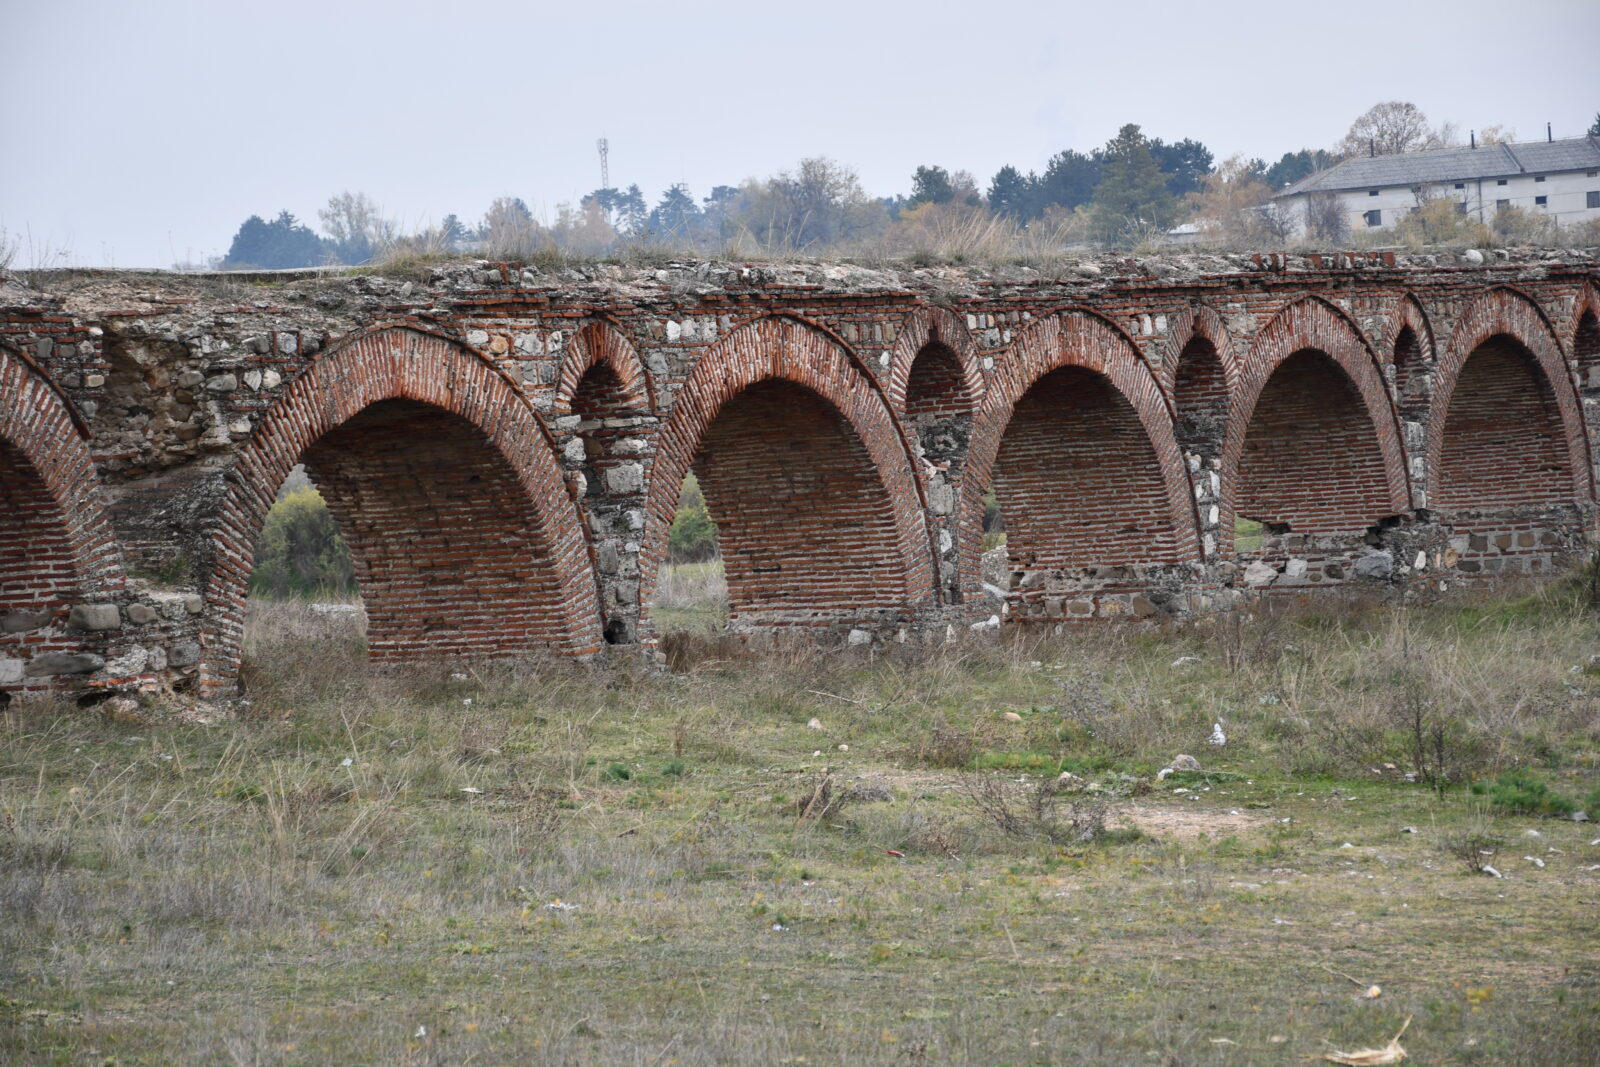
<box><xmin>214</xmin><ymin>101</ymin><xmax>1598</xmax><ymax>269</ymax></box>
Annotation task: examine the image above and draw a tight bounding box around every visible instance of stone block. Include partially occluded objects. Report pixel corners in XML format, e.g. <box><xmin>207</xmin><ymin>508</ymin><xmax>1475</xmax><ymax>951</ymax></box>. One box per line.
<box><xmin>68</xmin><ymin>603</ymin><xmax>121</xmax><ymax>631</ymax></box>
<box><xmin>605</xmin><ymin>463</ymin><xmax>644</xmax><ymax>495</ymax></box>
<box><xmin>1</xmin><ymin>610</ymin><xmax>52</xmax><ymax>634</ymax></box>
<box><xmin>0</xmin><ymin>658</ymin><xmax>23</xmax><ymax>685</ymax></box>
<box><xmin>25</xmin><ymin>653</ymin><xmax>105</xmax><ymax>677</ymax></box>
<box><xmin>168</xmin><ymin>640</ymin><xmax>201</xmax><ymax>668</ymax></box>
<box><xmin>1243</xmin><ymin>560</ymin><xmax>1277</xmax><ymax>587</ymax></box>
<box><xmin>1353</xmin><ymin>551</ymin><xmax>1393</xmax><ymax>580</ymax></box>
<box><xmin>126</xmin><ymin>604</ymin><xmax>158</xmax><ymax>625</ymax></box>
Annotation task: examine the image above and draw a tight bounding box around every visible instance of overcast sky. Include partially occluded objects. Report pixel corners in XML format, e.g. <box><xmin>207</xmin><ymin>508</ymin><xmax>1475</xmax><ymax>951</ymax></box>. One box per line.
<box><xmin>3</xmin><ymin>0</ymin><xmax>1597</xmax><ymax>268</ymax></box>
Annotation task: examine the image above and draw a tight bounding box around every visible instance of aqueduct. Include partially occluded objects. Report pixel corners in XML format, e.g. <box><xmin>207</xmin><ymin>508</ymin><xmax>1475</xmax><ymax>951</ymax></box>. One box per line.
<box><xmin>2</xmin><ymin>251</ymin><xmax>1597</xmax><ymax>699</ymax></box>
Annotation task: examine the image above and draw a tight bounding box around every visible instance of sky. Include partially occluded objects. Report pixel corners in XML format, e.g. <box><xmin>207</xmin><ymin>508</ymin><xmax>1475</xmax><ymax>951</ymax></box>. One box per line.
<box><xmin>3</xmin><ymin>0</ymin><xmax>1597</xmax><ymax>268</ymax></box>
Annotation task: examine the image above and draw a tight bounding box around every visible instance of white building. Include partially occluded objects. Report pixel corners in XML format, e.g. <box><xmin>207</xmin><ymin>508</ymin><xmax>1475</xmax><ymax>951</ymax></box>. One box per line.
<box><xmin>1273</xmin><ymin>135</ymin><xmax>1600</xmax><ymax>236</ymax></box>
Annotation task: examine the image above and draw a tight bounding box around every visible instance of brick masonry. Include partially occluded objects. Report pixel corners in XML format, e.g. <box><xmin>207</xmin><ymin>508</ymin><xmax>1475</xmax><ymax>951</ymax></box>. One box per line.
<box><xmin>0</xmin><ymin>253</ymin><xmax>1596</xmax><ymax>698</ymax></box>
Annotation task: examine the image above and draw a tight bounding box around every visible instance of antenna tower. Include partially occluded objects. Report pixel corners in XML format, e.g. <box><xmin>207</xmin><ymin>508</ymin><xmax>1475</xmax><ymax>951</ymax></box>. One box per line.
<box><xmin>597</xmin><ymin>138</ymin><xmax>610</xmax><ymax>189</ymax></box>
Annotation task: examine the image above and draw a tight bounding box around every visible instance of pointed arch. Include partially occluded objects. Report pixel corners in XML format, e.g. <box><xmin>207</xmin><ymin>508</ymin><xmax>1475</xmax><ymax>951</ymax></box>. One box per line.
<box><xmin>1572</xmin><ymin>281</ymin><xmax>1600</xmax><ymax>399</ymax></box>
<box><xmin>638</xmin><ymin>315</ymin><xmax>935</xmax><ymax>640</ymax></box>
<box><xmin>1</xmin><ymin>343</ymin><xmax>125</xmax><ymax>693</ymax></box>
<box><xmin>554</xmin><ymin>319</ymin><xmax>653</xmax><ymax>415</ymax></box>
<box><xmin>1160</xmin><ymin>303</ymin><xmax>1240</xmax><ymax>396</ymax></box>
<box><xmin>1386</xmin><ymin>293</ymin><xmax>1436</xmax><ymax>419</ymax></box>
<box><xmin>886</xmin><ymin>306</ymin><xmax>983</xmax><ymax>416</ymax></box>
<box><xmin>1428</xmin><ymin>286</ymin><xmax>1592</xmax><ymax>504</ymax></box>
<box><xmin>199</xmin><ymin>326</ymin><xmax>602</xmax><ymax>696</ymax></box>
<box><xmin>1224</xmin><ymin>297</ymin><xmax>1411</xmax><ymax>540</ymax></box>
<box><xmin>963</xmin><ymin>309</ymin><xmax>1200</xmax><ymax>602</ymax></box>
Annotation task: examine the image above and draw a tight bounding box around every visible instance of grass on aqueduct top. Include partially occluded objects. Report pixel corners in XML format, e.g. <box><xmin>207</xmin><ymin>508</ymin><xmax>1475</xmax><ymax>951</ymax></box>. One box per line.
<box><xmin>3</xmin><ymin>577</ymin><xmax>1599</xmax><ymax>1065</ymax></box>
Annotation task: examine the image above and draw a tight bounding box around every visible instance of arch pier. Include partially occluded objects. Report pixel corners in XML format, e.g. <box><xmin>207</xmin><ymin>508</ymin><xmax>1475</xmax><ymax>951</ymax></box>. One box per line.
<box><xmin>1</xmin><ymin>254</ymin><xmax>1595</xmax><ymax>697</ymax></box>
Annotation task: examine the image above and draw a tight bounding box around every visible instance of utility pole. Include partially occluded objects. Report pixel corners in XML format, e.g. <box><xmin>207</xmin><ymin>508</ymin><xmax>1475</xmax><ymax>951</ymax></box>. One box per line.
<box><xmin>597</xmin><ymin>138</ymin><xmax>610</xmax><ymax>190</ymax></box>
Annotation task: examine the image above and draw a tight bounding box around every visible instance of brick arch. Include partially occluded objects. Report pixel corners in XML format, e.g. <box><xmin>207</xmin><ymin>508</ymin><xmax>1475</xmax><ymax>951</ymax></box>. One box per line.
<box><xmin>1</xmin><ymin>344</ymin><xmax>124</xmax><ymax>694</ymax></box>
<box><xmin>199</xmin><ymin>327</ymin><xmax>602</xmax><ymax>695</ymax></box>
<box><xmin>962</xmin><ymin>310</ymin><xmax>1201</xmax><ymax>591</ymax></box>
<box><xmin>1224</xmin><ymin>297</ymin><xmax>1411</xmax><ymax>540</ymax></box>
<box><xmin>638</xmin><ymin>314</ymin><xmax>935</xmax><ymax>640</ymax></box>
<box><xmin>1386</xmin><ymin>293</ymin><xmax>1437</xmax><ymax>365</ymax></box>
<box><xmin>1427</xmin><ymin>286</ymin><xmax>1592</xmax><ymax>504</ymax></box>
<box><xmin>1387</xmin><ymin>293</ymin><xmax>1436</xmax><ymax>421</ymax></box>
<box><xmin>1160</xmin><ymin>304</ymin><xmax>1240</xmax><ymax>395</ymax></box>
<box><xmin>554</xmin><ymin>319</ymin><xmax>653</xmax><ymax>415</ymax></box>
<box><xmin>1571</xmin><ymin>281</ymin><xmax>1600</xmax><ymax>399</ymax></box>
<box><xmin>886</xmin><ymin>306</ymin><xmax>983</xmax><ymax>414</ymax></box>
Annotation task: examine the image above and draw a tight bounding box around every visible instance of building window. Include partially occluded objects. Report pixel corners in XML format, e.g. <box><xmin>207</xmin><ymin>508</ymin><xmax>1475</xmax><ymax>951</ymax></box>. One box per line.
<box><xmin>1534</xmin><ymin>175</ymin><xmax>1546</xmax><ymax>183</ymax></box>
<box><xmin>1588</xmin><ymin>190</ymin><xmax>1600</xmax><ymax>208</ymax></box>
<box><xmin>1368</xmin><ymin>189</ymin><xmax>1380</xmax><ymax>197</ymax></box>
<box><xmin>1535</xmin><ymin>195</ymin><xmax>1548</xmax><ymax>206</ymax></box>
<box><xmin>1363</xmin><ymin>209</ymin><xmax>1382</xmax><ymax>227</ymax></box>
<box><xmin>1496</xmin><ymin>199</ymin><xmax>1511</xmax><ymax>210</ymax></box>
<box><xmin>1454</xmin><ymin>182</ymin><xmax>1465</xmax><ymax>189</ymax></box>
<box><xmin>1497</xmin><ymin>178</ymin><xmax>1508</xmax><ymax>186</ymax></box>
<box><xmin>1456</xmin><ymin>201</ymin><xmax>1468</xmax><ymax>215</ymax></box>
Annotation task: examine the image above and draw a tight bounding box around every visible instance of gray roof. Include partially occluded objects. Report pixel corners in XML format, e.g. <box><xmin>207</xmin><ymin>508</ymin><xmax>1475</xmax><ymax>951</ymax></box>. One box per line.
<box><xmin>1276</xmin><ymin>136</ymin><xmax>1600</xmax><ymax>197</ymax></box>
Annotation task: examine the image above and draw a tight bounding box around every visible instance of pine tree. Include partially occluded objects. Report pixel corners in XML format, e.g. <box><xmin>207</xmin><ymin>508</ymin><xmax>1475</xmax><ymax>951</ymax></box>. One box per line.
<box><xmin>910</xmin><ymin>165</ymin><xmax>956</xmax><ymax>205</ymax></box>
<box><xmin>1089</xmin><ymin>124</ymin><xmax>1178</xmax><ymax>244</ymax></box>
<box><xmin>986</xmin><ymin>165</ymin><xmax>1036</xmax><ymax>220</ymax></box>
<box><xmin>648</xmin><ymin>184</ymin><xmax>701</xmax><ymax>241</ymax></box>
<box><xmin>1036</xmin><ymin>150</ymin><xmax>1102</xmax><ymax>214</ymax></box>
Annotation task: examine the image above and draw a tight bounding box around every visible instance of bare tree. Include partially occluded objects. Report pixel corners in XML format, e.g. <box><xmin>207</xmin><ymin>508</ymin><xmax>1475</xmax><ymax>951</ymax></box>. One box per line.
<box><xmin>318</xmin><ymin>191</ymin><xmax>395</xmax><ymax>265</ymax></box>
<box><xmin>1303</xmin><ymin>191</ymin><xmax>1350</xmax><ymax>244</ymax></box>
<box><xmin>1336</xmin><ymin>101</ymin><xmax>1455</xmax><ymax>157</ymax></box>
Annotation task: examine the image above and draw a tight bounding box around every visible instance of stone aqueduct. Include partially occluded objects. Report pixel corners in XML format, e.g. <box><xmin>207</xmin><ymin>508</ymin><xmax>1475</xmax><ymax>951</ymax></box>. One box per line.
<box><xmin>2</xmin><ymin>254</ymin><xmax>1598</xmax><ymax>700</ymax></box>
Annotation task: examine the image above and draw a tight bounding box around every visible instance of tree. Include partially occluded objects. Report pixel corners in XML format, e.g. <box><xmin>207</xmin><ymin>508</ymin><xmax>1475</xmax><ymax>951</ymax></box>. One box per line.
<box><xmin>1263</xmin><ymin>149</ymin><xmax>1338</xmax><ymax>189</ymax></box>
<box><xmin>250</xmin><ymin>485</ymin><xmax>355</xmax><ymax>598</ymax></box>
<box><xmin>1185</xmin><ymin>155</ymin><xmax>1276</xmax><ymax>245</ymax></box>
<box><xmin>439</xmin><ymin>214</ymin><xmax>467</xmax><ymax>249</ymax></box>
<box><xmin>1303</xmin><ymin>191</ymin><xmax>1350</xmax><ymax>244</ymax></box>
<box><xmin>551</xmin><ymin>200</ymin><xmax>617</xmax><ymax>256</ymax></box>
<box><xmin>1036</xmin><ymin>149</ymin><xmax>1102</xmax><ymax>215</ymax></box>
<box><xmin>647</xmin><ymin>184</ymin><xmax>701</xmax><ymax>242</ymax></box>
<box><xmin>1392</xmin><ymin>186</ymin><xmax>1490</xmax><ymax>248</ymax></box>
<box><xmin>479</xmin><ymin>197</ymin><xmax>545</xmax><ymax>257</ymax></box>
<box><xmin>1088</xmin><ymin>124</ymin><xmax>1178</xmax><ymax>244</ymax></box>
<box><xmin>1477</xmin><ymin>124</ymin><xmax>1516</xmax><ymax>146</ymax></box>
<box><xmin>220</xmin><ymin>210</ymin><xmax>326</xmax><ymax>269</ymax></box>
<box><xmin>1336</xmin><ymin>101</ymin><xmax>1454</xmax><ymax>157</ymax></box>
<box><xmin>986</xmin><ymin>165</ymin><xmax>1036</xmax><ymax>220</ymax></box>
<box><xmin>318</xmin><ymin>191</ymin><xmax>393</xmax><ymax>265</ymax></box>
<box><xmin>1150</xmin><ymin>137</ymin><xmax>1214</xmax><ymax>197</ymax></box>
<box><xmin>1589</xmin><ymin>112</ymin><xmax>1600</xmax><ymax>137</ymax></box>
<box><xmin>733</xmin><ymin>157</ymin><xmax>886</xmax><ymax>251</ymax></box>
<box><xmin>700</xmin><ymin>185</ymin><xmax>742</xmax><ymax>244</ymax></box>
<box><xmin>910</xmin><ymin>165</ymin><xmax>956</xmax><ymax>206</ymax></box>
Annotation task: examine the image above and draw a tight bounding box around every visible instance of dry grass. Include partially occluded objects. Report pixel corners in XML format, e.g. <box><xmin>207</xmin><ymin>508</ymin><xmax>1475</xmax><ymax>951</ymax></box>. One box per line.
<box><xmin>3</xmin><ymin>581</ymin><xmax>1599</xmax><ymax>1064</ymax></box>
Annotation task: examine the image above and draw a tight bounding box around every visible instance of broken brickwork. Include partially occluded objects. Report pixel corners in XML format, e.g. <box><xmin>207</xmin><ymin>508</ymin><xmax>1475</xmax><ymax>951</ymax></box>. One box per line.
<box><xmin>0</xmin><ymin>250</ymin><xmax>1596</xmax><ymax>699</ymax></box>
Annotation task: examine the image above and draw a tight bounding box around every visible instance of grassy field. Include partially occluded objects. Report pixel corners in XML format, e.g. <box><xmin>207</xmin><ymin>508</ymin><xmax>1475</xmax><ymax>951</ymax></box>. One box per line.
<box><xmin>3</xmin><ymin>575</ymin><xmax>1600</xmax><ymax>1065</ymax></box>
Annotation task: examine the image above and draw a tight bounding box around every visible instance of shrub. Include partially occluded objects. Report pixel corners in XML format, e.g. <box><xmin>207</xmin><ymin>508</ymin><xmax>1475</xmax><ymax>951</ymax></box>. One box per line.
<box><xmin>1470</xmin><ymin>772</ymin><xmax>1578</xmax><ymax>817</ymax></box>
<box><xmin>668</xmin><ymin>472</ymin><xmax>719</xmax><ymax>563</ymax></box>
<box><xmin>250</xmin><ymin>486</ymin><xmax>356</xmax><ymax>599</ymax></box>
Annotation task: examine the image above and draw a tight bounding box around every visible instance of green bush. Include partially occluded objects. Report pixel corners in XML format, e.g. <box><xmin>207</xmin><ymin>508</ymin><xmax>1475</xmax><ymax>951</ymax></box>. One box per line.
<box><xmin>1470</xmin><ymin>772</ymin><xmax>1577</xmax><ymax>817</ymax></box>
<box><xmin>250</xmin><ymin>486</ymin><xmax>356</xmax><ymax>599</ymax></box>
<box><xmin>668</xmin><ymin>472</ymin><xmax>719</xmax><ymax>563</ymax></box>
